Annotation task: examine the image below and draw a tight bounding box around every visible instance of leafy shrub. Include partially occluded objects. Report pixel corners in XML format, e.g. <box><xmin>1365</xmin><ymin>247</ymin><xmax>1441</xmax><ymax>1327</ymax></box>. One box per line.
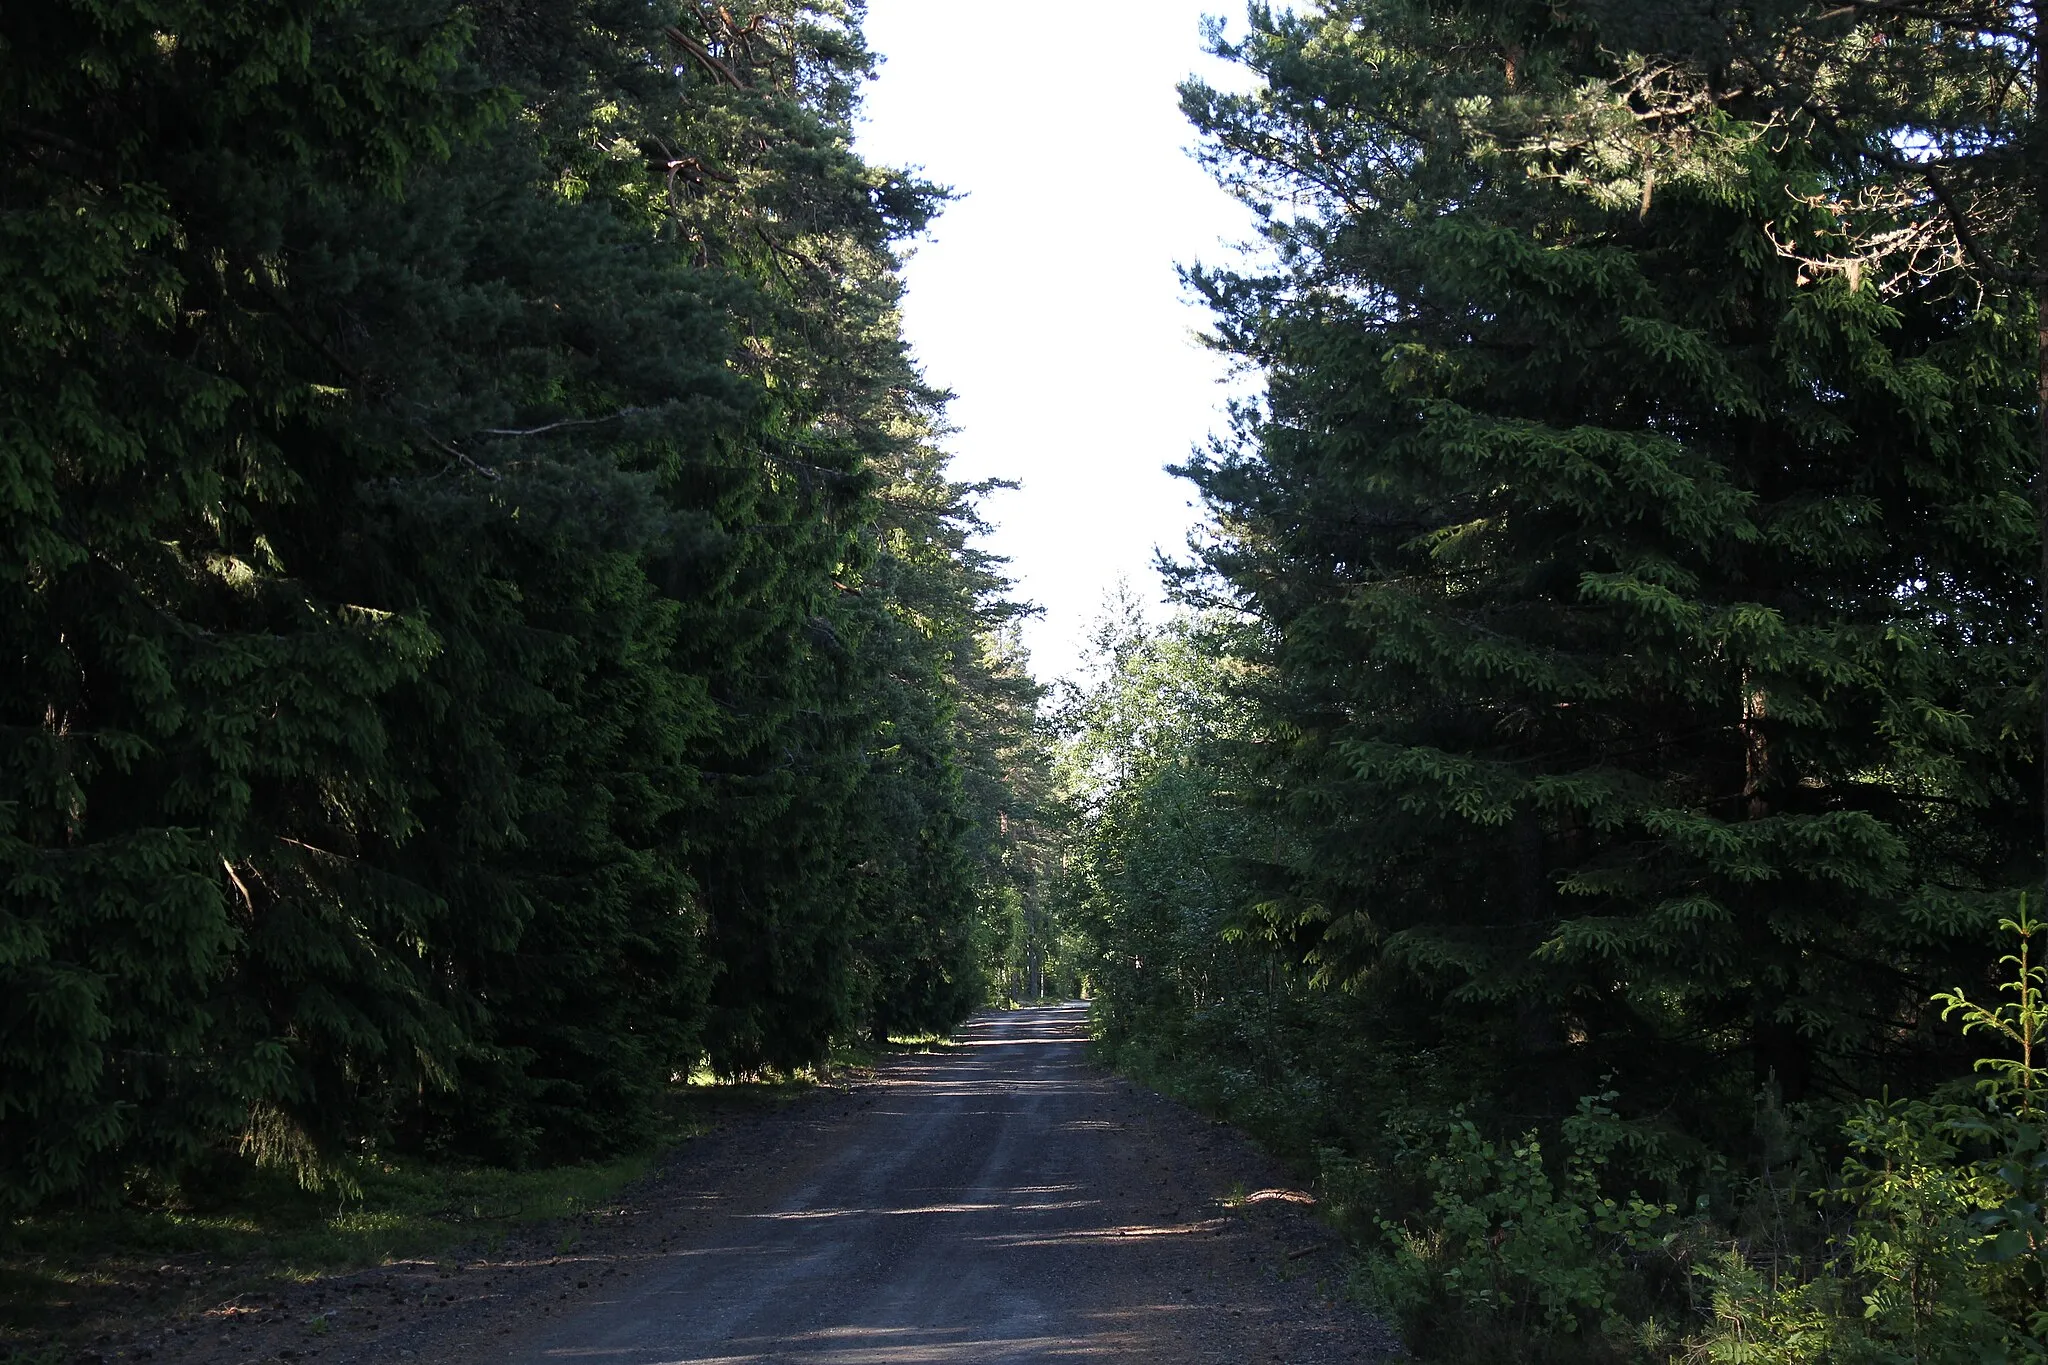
<box><xmin>1691</xmin><ymin>904</ymin><xmax>2048</xmax><ymax>1363</ymax></box>
<box><xmin>1365</xmin><ymin>1094</ymin><xmax>1687</xmax><ymax>1362</ymax></box>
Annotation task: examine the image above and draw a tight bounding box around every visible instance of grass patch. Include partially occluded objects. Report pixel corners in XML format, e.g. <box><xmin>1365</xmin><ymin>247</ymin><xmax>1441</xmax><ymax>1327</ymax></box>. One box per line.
<box><xmin>0</xmin><ymin>1077</ymin><xmax>814</xmax><ymax>1360</ymax></box>
<box><xmin>882</xmin><ymin>1030</ymin><xmax>961</xmax><ymax>1051</ymax></box>
<box><xmin>821</xmin><ymin>1031</ymin><xmax>962</xmax><ymax>1075</ymax></box>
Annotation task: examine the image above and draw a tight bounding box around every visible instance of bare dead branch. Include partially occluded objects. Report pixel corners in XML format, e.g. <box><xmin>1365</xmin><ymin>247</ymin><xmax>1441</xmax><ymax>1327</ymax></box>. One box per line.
<box><xmin>477</xmin><ymin>407</ymin><xmax>657</xmax><ymax>438</ymax></box>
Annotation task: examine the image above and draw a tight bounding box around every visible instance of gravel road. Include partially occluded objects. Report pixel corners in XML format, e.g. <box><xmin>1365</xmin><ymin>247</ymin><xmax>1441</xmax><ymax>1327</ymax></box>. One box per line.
<box><xmin>492</xmin><ymin>1003</ymin><xmax>1394</xmax><ymax>1363</ymax></box>
<box><xmin>125</xmin><ymin>1004</ymin><xmax>1397</xmax><ymax>1364</ymax></box>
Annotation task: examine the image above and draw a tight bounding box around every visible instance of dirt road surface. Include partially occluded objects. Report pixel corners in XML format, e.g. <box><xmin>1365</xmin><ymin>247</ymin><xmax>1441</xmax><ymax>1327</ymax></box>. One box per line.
<box><xmin>129</xmin><ymin>1004</ymin><xmax>1398</xmax><ymax>1364</ymax></box>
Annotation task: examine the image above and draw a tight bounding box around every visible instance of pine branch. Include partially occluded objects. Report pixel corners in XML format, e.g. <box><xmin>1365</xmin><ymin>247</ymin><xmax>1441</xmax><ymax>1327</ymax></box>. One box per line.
<box><xmin>663</xmin><ymin>24</ymin><xmax>747</xmax><ymax>88</ymax></box>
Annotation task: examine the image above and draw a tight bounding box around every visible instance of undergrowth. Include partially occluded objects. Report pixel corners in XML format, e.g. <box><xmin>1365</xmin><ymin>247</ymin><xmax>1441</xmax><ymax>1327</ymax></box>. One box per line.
<box><xmin>0</xmin><ymin>1068</ymin><xmax>840</xmax><ymax>1360</ymax></box>
<box><xmin>1094</xmin><ymin>909</ymin><xmax>2048</xmax><ymax>1364</ymax></box>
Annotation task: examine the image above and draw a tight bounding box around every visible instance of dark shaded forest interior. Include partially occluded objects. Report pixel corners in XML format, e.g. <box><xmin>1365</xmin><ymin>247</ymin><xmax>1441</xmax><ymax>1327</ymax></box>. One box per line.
<box><xmin>7</xmin><ymin>1</ymin><xmax>2048</xmax><ymax>1361</ymax></box>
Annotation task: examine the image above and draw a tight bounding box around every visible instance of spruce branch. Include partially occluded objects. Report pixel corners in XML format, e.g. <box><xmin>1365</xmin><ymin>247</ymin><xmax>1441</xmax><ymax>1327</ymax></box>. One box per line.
<box><xmin>477</xmin><ymin>407</ymin><xmax>656</xmax><ymax>438</ymax></box>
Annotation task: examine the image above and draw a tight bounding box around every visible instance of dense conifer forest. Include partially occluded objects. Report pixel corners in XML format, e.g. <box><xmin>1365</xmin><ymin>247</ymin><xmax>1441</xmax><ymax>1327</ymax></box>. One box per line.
<box><xmin>11</xmin><ymin>1</ymin><xmax>2048</xmax><ymax>1362</ymax></box>
<box><xmin>1053</xmin><ymin>1</ymin><xmax>2048</xmax><ymax>1360</ymax></box>
<box><xmin>2</xmin><ymin>0</ymin><xmax>1054</xmax><ymax>1213</ymax></box>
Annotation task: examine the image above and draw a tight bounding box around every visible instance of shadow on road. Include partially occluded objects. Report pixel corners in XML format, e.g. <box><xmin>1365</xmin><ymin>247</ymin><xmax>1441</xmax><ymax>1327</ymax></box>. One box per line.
<box><xmin>507</xmin><ymin>1004</ymin><xmax>1374</xmax><ymax>1364</ymax></box>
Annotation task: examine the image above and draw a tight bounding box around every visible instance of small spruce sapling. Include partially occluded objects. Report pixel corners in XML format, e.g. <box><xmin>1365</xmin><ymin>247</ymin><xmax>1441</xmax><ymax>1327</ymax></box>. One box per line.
<box><xmin>1936</xmin><ymin>896</ymin><xmax>2048</xmax><ymax>1119</ymax></box>
<box><xmin>1695</xmin><ymin>902</ymin><xmax>2048</xmax><ymax>1361</ymax></box>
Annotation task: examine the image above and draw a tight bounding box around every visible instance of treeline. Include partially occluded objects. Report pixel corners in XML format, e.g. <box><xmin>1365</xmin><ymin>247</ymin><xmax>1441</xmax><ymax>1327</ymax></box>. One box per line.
<box><xmin>1</xmin><ymin>0</ymin><xmax>1046</xmax><ymax>1216</ymax></box>
<box><xmin>1058</xmin><ymin>3</ymin><xmax>2048</xmax><ymax>1361</ymax></box>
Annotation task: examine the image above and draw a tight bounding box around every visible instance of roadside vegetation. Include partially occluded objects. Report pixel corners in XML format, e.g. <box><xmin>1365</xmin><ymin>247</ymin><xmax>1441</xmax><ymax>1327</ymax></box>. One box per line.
<box><xmin>0</xmin><ymin>1035</ymin><xmax>957</xmax><ymax>1359</ymax></box>
<box><xmin>1053</xmin><ymin>3</ymin><xmax>2048</xmax><ymax>1361</ymax></box>
<box><xmin>11</xmin><ymin>2</ymin><xmax>2048</xmax><ymax>1364</ymax></box>
<box><xmin>1</xmin><ymin>0</ymin><xmax>1058</xmax><ymax>1351</ymax></box>
<box><xmin>3</xmin><ymin>1142</ymin><xmax>665</xmax><ymax>1355</ymax></box>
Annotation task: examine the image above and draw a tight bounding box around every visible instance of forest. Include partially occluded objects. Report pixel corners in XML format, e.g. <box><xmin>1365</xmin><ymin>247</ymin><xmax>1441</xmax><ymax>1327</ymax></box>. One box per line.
<box><xmin>1053</xmin><ymin>2</ymin><xmax>2048</xmax><ymax>1360</ymax></box>
<box><xmin>2</xmin><ymin>0</ymin><xmax>1053</xmax><ymax>1206</ymax></box>
<box><xmin>5</xmin><ymin>1</ymin><xmax>2048</xmax><ymax>1362</ymax></box>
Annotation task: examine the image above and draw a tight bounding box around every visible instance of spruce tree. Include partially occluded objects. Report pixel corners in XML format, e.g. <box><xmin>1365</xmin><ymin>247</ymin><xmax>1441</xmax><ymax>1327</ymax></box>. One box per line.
<box><xmin>1584</xmin><ymin>0</ymin><xmax>2048</xmax><ymax>901</ymax></box>
<box><xmin>2</xmin><ymin>0</ymin><xmax>1037</xmax><ymax>1203</ymax></box>
<box><xmin>0</xmin><ymin>0</ymin><xmax>489</xmax><ymax>1209</ymax></box>
<box><xmin>1180</xmin><ymin>0</ymin><xmax>2038</xmax><ymax>1128</ymax></box>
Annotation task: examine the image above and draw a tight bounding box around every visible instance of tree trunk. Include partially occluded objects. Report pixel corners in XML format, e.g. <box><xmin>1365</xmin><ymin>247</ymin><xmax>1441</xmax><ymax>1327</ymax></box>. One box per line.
<box><xmin>2037</xmin><ymin>24</ymin><xmax>2048</xmax><ymax>906</ymax></box>
<box><xmin>2036</xmin><ymin>271</ymin><xmax>2046</xmax><ymax>904</ymax></box>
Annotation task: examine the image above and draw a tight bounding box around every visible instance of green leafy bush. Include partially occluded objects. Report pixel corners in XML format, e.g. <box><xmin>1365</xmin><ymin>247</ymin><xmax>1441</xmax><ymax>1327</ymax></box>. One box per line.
<box><xmin>1693</xmin><ymin>906</ymin><xmax>2048</xmax><ymax>1363</ymax></box>
<box><xmin>1366</xmin><ymin>1095</ymin><xmax>1686</xmax><ymax>1361</ymax></box>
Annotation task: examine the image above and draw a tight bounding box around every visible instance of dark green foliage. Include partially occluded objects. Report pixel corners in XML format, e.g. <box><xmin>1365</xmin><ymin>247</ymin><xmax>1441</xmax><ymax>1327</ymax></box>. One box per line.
<box><xmin>2</xmin><ymin>0</ymin><xmax>1039</xmax><ymax>1211</ymax></box>
<box><xmin>3</xmin><ymin>0</ymin><xmax>485</xmax><ymax>1213</ymax></box>
<box><xmin>1178</xmin><ymin>0</ymin><xmax>2036</xmax><ymax>1127</ymax></box>
<box><xmin>1051</xmin><ymin>2</ymin><xmax>2045</xmax><ymax>1360</ymax></box>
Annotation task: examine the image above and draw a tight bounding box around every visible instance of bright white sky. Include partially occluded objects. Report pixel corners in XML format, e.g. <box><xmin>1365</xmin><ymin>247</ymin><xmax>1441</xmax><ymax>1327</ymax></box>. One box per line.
<box><xmin>855</xmin><ymin>1</ymin><xmax>1257</xmax><ymax>684</ymax></box>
